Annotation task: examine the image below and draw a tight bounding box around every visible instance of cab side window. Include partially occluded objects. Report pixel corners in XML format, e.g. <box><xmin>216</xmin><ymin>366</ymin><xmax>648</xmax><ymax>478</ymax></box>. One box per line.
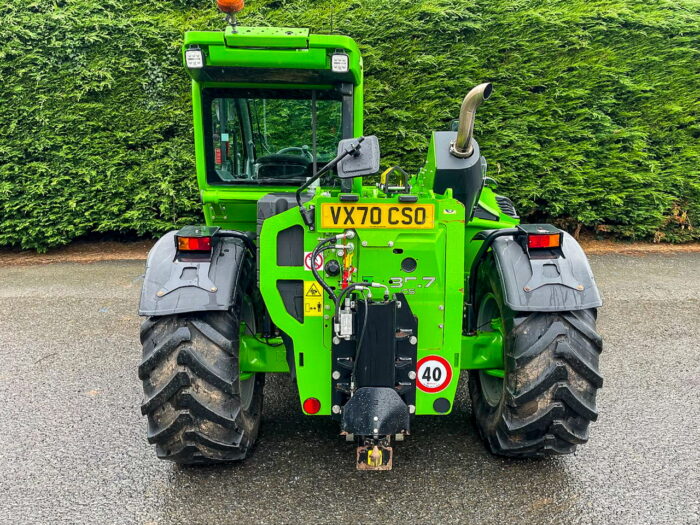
<box><xmin>211</xmin><ymin>98</ymin><xmax>248</xmax><ymax>181</ymax></box>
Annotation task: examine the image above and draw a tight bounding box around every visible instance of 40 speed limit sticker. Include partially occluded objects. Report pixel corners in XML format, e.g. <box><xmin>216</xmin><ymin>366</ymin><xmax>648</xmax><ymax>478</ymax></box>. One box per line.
<box><xmin>416</xmin><ymin>355</ymin><xmax>453</xmax><ymax>393</ymax></box>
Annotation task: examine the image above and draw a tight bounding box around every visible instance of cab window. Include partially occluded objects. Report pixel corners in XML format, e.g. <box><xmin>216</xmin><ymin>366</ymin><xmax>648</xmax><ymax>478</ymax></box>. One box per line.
<box><xmin>204</xmin><ymin>88</ymin><xmax>350</xmax><ymax>185</ymax></box>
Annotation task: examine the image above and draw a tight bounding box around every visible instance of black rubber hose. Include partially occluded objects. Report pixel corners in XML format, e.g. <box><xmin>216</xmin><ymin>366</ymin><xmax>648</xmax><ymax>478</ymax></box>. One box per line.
<box><xmin>216</xmin><ymin>230</ymin><xmax>257</xmax><ymax>256</ymax></box>
<box><xmin>465</xmin><ymin>228</ymin><xmax>520</xmax><ymax>334</ymax></box>
<box><xmin>243</xmin><ymin>321</ymin><xmax>283</xmax><ymax>347</ymax></box>
<box><xmin>334</xmin><ymin>281</ymin><xmax>372</xmax><ymax>320</ymax></box>
<box><xmin>351</xmin><ymin>290</ymin><xmax>370</xmax><ymax>383</ymax></box>
<box><xmin>311</xmin><ymin>243</ymin><xmax>338</xmax><ymax>302</ymax></box>
<box><xmin>309</xmin><ymin>236</ymin><xmax>338</xmax><ymax>302</ymax></box>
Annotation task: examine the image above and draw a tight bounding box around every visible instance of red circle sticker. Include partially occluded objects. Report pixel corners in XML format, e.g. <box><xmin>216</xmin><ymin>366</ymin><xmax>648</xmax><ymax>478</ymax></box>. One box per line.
<box><xmin>416</xmin><ymin>355</ymin><xmax>453</xmax><ymax>393</ymax></box>
<box><xmin>304</xmin><ymin>251</ymin><xmax>324</xmax><ymax>271</ymax></box>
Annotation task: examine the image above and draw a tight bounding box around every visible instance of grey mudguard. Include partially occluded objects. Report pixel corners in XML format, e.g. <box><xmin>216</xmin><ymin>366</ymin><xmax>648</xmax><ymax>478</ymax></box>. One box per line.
<box><xmin>139</xmin><ymin>231</ymin><xmax>248</xmax><ymax>317</ymax></box>
<box><xmin>492</xmin><ymin>232</ymin><xmax>602</xmax><ymax>312</ymax></box>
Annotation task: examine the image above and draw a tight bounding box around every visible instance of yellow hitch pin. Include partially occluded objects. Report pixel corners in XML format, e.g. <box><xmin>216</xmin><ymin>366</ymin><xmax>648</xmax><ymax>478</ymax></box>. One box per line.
<box><xmin>368</xmin><ymin>446</ymin><xmax>382</xmax><ymax>467</ymax></box>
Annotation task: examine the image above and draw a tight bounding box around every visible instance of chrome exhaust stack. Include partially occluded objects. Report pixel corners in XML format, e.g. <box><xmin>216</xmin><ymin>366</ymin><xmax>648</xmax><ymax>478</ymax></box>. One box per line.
<box><xmin>449</xmin><ymin>83</ymin><xmax>492</xmax><ymax>158</ymax></box>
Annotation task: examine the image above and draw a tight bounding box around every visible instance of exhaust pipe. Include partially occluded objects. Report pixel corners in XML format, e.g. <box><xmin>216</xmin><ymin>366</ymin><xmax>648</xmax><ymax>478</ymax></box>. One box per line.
<box><xmin>449</xmin><ymin>83</ymin><xmax>492</xmax><ymax>158</ymax></box>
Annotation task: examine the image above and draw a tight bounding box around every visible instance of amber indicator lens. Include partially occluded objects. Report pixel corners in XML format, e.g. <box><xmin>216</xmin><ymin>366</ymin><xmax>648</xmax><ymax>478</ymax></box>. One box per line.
<box><xmin>177</xmin><ymin>236</ymin><xmax>212</xmax><ymax>251</ymax></box>
<box><xmin>528</xmin><ymin>234</ymin><xmax>561</xmax><ymax>249</ymax></box>
<box><xmin>217</xmin><ymin>0</ymin><xmax>244</xmax><ymax>14</ymax></box>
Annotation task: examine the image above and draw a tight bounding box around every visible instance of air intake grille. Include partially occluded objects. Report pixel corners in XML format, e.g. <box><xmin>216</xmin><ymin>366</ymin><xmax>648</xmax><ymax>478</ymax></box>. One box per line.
<box><xmin>495</xmin><ymin>195</ymin><xmax>519</xmax><ymax>219</ymax></box>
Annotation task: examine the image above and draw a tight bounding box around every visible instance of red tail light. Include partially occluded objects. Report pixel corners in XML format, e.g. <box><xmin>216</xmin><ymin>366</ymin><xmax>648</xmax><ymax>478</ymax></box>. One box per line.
<box><xmin>303</xmin><ymin>398</ymin><xmax>321</xmax><ymax>414</ymax></box>
<box><xmin>527</xmin><ymin>233</ymin><xmax>561</xmax><ymax>249</ymax></box>
<box><xmin>177</xmin><ymin>236</ymin><xmax>212</xmax><ymax>252</ymax></box>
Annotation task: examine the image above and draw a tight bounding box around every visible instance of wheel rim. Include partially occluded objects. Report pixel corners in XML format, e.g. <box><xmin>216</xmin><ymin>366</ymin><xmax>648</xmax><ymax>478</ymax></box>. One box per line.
<box><xmin>240</xmin><ymin>373</ymin><xmax>256</xmax><ymax>412</ymax></box>
<box><xmin>477</xmin><ymin>293</ymin><xmax>505</xmax><ymax>407</ymax></box>
<box><xmin>240</xmin><ymin>295</ymin><xmax>257</xmax><ymax>412</ymax></box>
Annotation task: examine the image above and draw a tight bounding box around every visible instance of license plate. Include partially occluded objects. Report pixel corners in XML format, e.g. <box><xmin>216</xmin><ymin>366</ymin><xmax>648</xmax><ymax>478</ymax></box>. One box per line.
<box><xmin>320</xmin><ymin>203</ymin><xmax>435</xmax><ymax>229</ymax></box>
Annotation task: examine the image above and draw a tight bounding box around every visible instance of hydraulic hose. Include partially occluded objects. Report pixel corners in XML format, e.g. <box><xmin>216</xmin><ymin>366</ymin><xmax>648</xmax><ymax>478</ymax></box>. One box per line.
<box><xmin>335</xmin><ymin>281</ymin><xmax>373</xmax><ymax>319</ymax></box>
<box><xmin>310</xmin><ymin>231</ymin><xmax>359</xmax><ymax>306</ymax></box>
<box><xmin>216</xmin><ymin>230</ymin><xmax>257</xmax><ymax>255</ymax></box>
<box><xmin>311</xmin><ymin>241</ymin><xmax>338</xmax><ymax>303</ymax></box>
<box><xmin>465</xmin><ymin>228</ymin><xmax>520</xmax><ymax>334</ymax></box>
<box><xmin>352</xmin><ymin>288</ymin><xmax>370</xmax><ymax>384</ymax></box>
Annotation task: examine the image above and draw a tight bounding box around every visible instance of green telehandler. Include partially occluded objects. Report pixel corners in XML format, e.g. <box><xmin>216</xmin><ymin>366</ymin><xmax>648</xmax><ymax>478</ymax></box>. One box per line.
<box><xmin>138</xmin><ymin>1</ymin><xmax>603</xmax><ymax>470</ymax></box>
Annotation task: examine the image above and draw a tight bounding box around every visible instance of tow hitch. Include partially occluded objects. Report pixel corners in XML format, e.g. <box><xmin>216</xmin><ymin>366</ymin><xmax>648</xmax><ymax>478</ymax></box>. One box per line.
<box><xmin>340</xmin><ymin>388</ymin><xmax>409</xmax><ymax>471</ymax></box>
<box><xmin>356</xmin><ymin>438</ymin><xmax>393</xmax><ymax>470</ymax></box>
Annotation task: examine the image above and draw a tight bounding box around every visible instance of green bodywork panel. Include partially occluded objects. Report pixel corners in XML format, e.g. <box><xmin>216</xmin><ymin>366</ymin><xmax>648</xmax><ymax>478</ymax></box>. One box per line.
<box><xmin>239</xmin><ymin>335</ymin><xmax>287</xmax><ymax>373</ymax></box>
<box><xmin>224</xmin><ymin>26</ymin><xmax>310</xmax><ymax>48</ymax></box>
<box><xmin>183</xmin><ymin>26</ymin><xmax>519</xmax><ymax>416</ymax></box>
<box><xmin>255</xmin><ymin>184</ymin><xmax>516</xmax><ymax>416</ymax></box>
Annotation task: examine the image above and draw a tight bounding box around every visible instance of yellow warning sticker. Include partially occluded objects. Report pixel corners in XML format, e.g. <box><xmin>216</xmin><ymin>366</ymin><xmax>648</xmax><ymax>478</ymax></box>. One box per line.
<box><xmin>303</xmin><ymin>281</ymin><xmax>324</xmax><ymax>317</ymax></box>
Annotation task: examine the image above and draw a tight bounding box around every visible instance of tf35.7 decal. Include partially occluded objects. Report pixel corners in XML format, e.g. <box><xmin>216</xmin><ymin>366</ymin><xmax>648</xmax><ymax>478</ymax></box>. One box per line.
<box><xmin>388</xmin><ymin>276</ymin><xmax>436</xmax><ymax>295</ymax></box>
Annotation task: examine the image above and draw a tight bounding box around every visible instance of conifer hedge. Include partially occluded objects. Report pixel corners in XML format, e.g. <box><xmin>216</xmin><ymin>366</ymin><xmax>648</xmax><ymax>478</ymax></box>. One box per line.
<box><xmin>1</xmin><ymin>0</ymin><xmax>698</xmax><ymax>250</ymax></box>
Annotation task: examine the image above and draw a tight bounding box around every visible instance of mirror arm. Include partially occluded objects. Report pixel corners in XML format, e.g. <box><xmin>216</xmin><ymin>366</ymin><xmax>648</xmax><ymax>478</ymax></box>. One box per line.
<box><xmin>296</xmin><ymin>137</ymin><xmax>366</xmax><ymax>229</ymax></box>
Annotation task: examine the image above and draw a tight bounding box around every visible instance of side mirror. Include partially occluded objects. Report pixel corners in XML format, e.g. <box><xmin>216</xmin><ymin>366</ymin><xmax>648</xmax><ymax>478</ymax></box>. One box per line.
<box><xmin>336</xmin><ymin>135</ymin><xmax>380</xmax><ymax>178</ymax></box>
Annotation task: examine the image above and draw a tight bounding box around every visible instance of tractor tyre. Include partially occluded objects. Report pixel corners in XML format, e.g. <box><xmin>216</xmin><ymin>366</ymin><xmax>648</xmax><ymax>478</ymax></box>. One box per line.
<box><xmin>138</xmin><ymin>291</ymin><xmax>264</xmax><ymax>464</ymax></box>
<box><xmin>468</xmin><ymin>255</ymin><xmax>603</xmax><ymax>457</ymax></box>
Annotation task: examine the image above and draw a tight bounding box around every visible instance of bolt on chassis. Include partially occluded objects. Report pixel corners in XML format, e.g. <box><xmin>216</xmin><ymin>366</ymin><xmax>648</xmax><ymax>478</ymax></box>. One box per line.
<box><xmin>138</xmin><ymin>1</ymin><xmax>603</xmax><ymax>470</ymax></box>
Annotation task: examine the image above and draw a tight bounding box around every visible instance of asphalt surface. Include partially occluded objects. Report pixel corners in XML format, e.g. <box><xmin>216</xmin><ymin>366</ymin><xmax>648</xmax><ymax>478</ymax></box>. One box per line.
<box><xmin>0</xmin><ymin>253</ymin><xmax>698</xmax><ymax>524</ymax></box>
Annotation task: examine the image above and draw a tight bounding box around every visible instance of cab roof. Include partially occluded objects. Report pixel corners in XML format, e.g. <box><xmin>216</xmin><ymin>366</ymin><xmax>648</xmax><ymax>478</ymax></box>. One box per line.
<box><xmin>183</xmin><ymin>26</ymin><xmax>363</xmax><ymax>86</ymax></box>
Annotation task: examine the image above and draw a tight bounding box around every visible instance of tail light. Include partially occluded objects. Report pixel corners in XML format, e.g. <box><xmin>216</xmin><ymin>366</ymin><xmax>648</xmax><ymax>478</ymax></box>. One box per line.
<box><xmin>518</xmin><ymin>224</ymin><xmax>563</xmax><ymax>250</ymax></box>
<box><xmin>175</xmin><ymin>226</ymin><xmax>219</xmax><ymax>254</ymax></box>
<box><xmin>177</xmin><ymin>236</ymin><xmax>212</xmax><ymax>252</ymax></box>
<box><xmin>528</xmin><ymin>233</ymin><xmax>561</xmax><ymax>249</ymax></box>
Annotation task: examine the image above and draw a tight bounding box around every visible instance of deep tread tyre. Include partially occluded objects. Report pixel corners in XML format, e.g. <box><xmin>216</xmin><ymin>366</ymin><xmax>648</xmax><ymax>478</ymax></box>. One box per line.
<box><xmin>139</xmin><ymin>296</ymin><xmax>264</xmax><ymax>464</ymax></box>
<box><xmin>469</xmin><ymin>255</ymin><xmax>603</xmax><ymax>457</ymax></box>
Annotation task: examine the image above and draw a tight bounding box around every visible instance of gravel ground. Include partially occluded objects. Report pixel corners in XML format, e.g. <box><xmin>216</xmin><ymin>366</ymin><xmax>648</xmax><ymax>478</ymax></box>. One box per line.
<box><xmin>0</xmin><ymin>254</ymin><xmax>698</xmax><ymax>524</ymax></box>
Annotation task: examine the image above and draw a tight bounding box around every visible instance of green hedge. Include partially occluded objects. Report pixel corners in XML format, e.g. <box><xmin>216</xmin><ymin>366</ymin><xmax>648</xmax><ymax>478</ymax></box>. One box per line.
<box><xmin>1</xmin><ymin>0</ymin><xmax>698</xmax><ymax>250</ymax></box>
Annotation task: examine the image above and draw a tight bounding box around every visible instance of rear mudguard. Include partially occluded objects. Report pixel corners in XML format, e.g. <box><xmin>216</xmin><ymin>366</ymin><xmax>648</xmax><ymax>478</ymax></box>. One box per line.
<box><xmin>138</xmin><ymin>231</ymin><xmax>251</xmax><ymax>317</ymax></box>
<box><xmin>491</xmin><ymin>232</ymin><xmax>602</xmax><ymax>312</ymax></box>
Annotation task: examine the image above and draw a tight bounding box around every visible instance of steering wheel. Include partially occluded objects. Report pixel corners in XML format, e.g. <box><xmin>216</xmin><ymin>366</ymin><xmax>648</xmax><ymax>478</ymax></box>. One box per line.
<box><xmin>276</xmin><ymin>146</ymin><xmax>314</xmax><ymax>161</ymax></box>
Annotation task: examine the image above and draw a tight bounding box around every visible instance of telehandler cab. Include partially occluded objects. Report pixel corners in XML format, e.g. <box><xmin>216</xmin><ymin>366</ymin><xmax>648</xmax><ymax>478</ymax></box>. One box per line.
<box><xmin>138</xmin><ymin>1</ymin><xmax>603</xmax><ymax>469</ymax></box>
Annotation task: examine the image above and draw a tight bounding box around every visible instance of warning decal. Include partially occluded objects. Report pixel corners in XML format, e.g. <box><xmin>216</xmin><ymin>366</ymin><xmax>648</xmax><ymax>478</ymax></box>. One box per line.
<box><xmin>304</xmin><ymin>251</ymin><xmax>324</xmax><ymax>271</ymax></box>
<box><xmin>416</xmin><ymin>355</ymin><xmax>452</xmax><ymax>393</ymax></box>
<box><xmin>303</xmin><ymin>281</ymin><xmax>324</xmax><ymax>317</ymax></box>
